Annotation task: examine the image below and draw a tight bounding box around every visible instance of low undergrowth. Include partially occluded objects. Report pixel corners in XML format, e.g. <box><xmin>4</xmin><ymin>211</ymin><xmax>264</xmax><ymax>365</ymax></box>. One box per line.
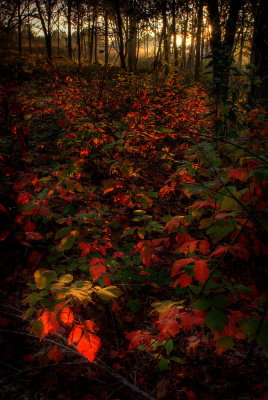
<box><xmin>0</xmin><ymin>56</ymin><xmax>267</xmax><ymax>400</ymax></box>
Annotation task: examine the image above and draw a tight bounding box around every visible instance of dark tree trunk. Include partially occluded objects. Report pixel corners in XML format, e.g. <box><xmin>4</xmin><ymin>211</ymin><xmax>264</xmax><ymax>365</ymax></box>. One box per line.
<box><xmin>104</xmin><ymin>10</ymin><xmax>109</xmax><ymax>67</ymax></box>
<box><xmin>128</xmin><ymin>13</ymin><xmax>137</xmax><ymax>72</ymax></box>
<box><xmin>67</xmin><ymin>0</ymin><xmax>72</xmax><ymax>59</ymax></box>
<box><xmin>172</xmin><ymin>0</ymin><xmax>178</xmax><ymax>69</ymax></box>
<box><xmin>94</xmin><ymin>17</ymin><xmax>98</xmax><ymax>63</ymax></box>
<box><xmin>195</xmin><ymin>0</ymin><xmax>203</xmax><ymax>80</ymax></box>
<box><xmin>207</xmin><ymin>0</ymin><xmax>241</xmax><ymax>100</ymax></box>
<box><xmin>250</xmin><ymin>0</ymin><xmax>268</xmax><ymax>110</ymax></box>
<box><xmin>18</xmin><ymin>0</ymin><xmax>22</xmax><ymax>56</ymax></box>
<box><xmin>77</xmin><ymin>2</ymin><xmax>81</xmax><ymax>64</ymax></box>
<box><xmin>181</xmin><ymin>10</ymin><xmax>188</xmax><ymax>70</ymax></box>
<box><xmin>114</xmin><ymin>0</ymin><xmax>126</xmax><ymax>70</ymax></box>
<box><xmin>162</xmin><ymin>0</ymin><xmax>169</xmax><ymax>75</ymax></box>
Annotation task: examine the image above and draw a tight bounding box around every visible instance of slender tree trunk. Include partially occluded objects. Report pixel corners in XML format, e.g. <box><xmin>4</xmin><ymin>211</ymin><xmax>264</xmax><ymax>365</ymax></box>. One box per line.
<box><xmin>250</xmin><ymin>0</ymin><xmax>268</xmax><ymax>110</ymax></box>
<box><xmin>195</xmin><ymin>0</ymin><xmax>203</xmax><ymax>80</ymax></box>
<box><xmin>104</xmin><ymin>10</ymin><xmax>109</xmax><ymax>67</ymax></box>
<box><xmin>113</xmin><ymin>0</ymin><xmax>126</xmax><ymax>70</ymax></box>
<box><xmin>77</xmin><ymin>3</ymin><xmax>81</xmax><ymax>64</ymax></box>
<box><xmin>18</xmin><ymin>0</ymin><xmax>22</xmax><ymax>56</ymax></box>
<box><xmin>172</xmin><ymin>0</ymin><xmax>178</xmax><ymax>69</ymax></box>
<box><xmin>35</xmin><ymin>0</ymin><xmax>52</xmax><ymax>59</ymax></box>
<box><xmin>162</xmin><ymin>0</ymin><xmax>169</xmax><ymax>75</ymax></box>
<box><xmin>181</xmin><ymin>10</ymin><xmax>188</xmax><ymax>70</ymax></box>
<box><xmin>94</xmin><ymin>17</ymin><xmax>98</xmax><ymax>63</ymax></box>
<box><xmin>128</xmin><ymin>13</ymin><xmax>137</xmax><ymax>72</ymax></box>
<box><xmin>89</xmin><ymin>11</ymin><xmax>95</xmax><ymax>64</ymax></box>
<box><xmin>67</xmin><ymin>0</ymin><xmax>72</xmax><ymax>59</ymax></box>
<box><xmin>57</xmin><ymin>10</ymin><xmax>60</xmax><ymax>56</ymax></box>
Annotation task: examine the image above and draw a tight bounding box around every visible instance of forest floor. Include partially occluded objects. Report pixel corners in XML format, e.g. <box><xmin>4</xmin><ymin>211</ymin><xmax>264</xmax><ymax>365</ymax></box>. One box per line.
<box><xmin>0</xmin><ymin>55</ymin><xmax>267</xmax><ymax>400</ymax></box>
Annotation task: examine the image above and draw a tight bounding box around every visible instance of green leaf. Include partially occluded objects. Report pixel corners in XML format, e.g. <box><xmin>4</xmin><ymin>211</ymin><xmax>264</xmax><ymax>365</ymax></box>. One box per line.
<box><xmin>192</xmin><ymin>298</ymin><xmax>211</xmax><ymax>311</ymax></box>
<box><xmin>58</xmin><ymin>237</ymin><xmax>74</xmax><ymax>252</ymax></box>
<box><xmin>55</xmin><ymin>226</ymin><xmax>72</xmax><ymax>240</ymax></box>
<box><xmin>121</xmin><ymin>228</ymin><xmax>136</xmax><ymax>238</ymax></box>
<box><xmin>221</xmin><ymin>196</ymin><xmax>240</xmax><ymax>211</ymax></box>
<box><xmin>166</xmin><ymin>339</ymin><xmax>174</xmax><ymax>354</ymax></box>
<box><xmin>95</xmin><ymin>286</ymin><xmax>123</xmax><ymax>302</ymax></box>
<box><xmin>170</xmin><ymin>356</ymin><xmax>183</xmax><ymax>364</ymax></box>
<box><xmin>206</xmin><ymin>219</ymin><xmax>235</xmax><ymax>243</ymax></box>
<box><xmin>158</xmin><ymin>359</ymin><xmax>169</xmax><ymax>370</ymax></box>
<box><xmin>34</xmin><ymin>269</ymin><xmax>58</xmax><ymax>290</ymax></box>
<box><xmin>211</xmin><ymin>295</ymin><xmax>231</xmax><ymax>309</ymax></box>
<box><xmin>152</xmin><ymin>300</ymin><xmax>184</xmax><ymax>314</ymax></box>
<box><xmin>205</xmin><ymin>307</ymin><xmax>228</xmax><ymax>334</ymax></box>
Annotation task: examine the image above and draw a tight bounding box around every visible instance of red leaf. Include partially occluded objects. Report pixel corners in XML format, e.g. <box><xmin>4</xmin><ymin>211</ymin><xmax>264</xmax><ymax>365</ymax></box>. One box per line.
<box><xmin>179</xmin><ymin>311</ymin><xmax>205</xmax><ymax>330</ymax></box>
<box><xmin>125</xmin><ymin>330</ymin><xmax>152</xmax><ymax>349</ymax></box>
<box><xmin>16</xmin><ymin>192</ymin><xmax>31</xmax><ymax>204</ymax></box>
<box><xmin>68</xmin><ymin>325</ymin><xmax>83</xmax><ymax>345</ymax></box>
<box><xmin>171</xmin><ymin>258</ymin><xmax>195</xmax><ymax>277</ymax></box>
<box><xmin>0</xmin><ymin>230</ymin><xmax>10</xmax><ymax>241</ymax></box>
<box><xmin>103</xmin><ymin>275</ymin><xmax>111</xmax><ymax>286</ymax></box>
<box><xmin>199</xmin><ymin>240</ymin><xmax>210</xmax><ymax>255</ymax></box>
<box><xmin>79</xmin><ymin>242</ymin><xmax>91</xmax><ymax>257</ymax></box>
<box><xmin>60</xmin><ymin>307</ymin><xmax>74</xmax><ymax>327</ymax></box>
<box><xmin>47</xmin><ymin>345</ymin><xmax>63</xmax><ymax>363</ymax></box>
<box><xmin>178</xmin><ymin>273</ymin><xmax>192</xmax><ymax>288</ymax></box>
<box><xmin>89</xmin><ymin>258</ymin><xmax>106</xmax><ymax>281</ymax></box>
<box><xmin>26</xmin><ymin>232</ymin><xmax>43</xmax><ymax>240</ymax></box>
<box><xmin>40</xmin><ymin>311</ymin><xmax>60</xmax><ymax>339</ymax></box>
<box><xmin>0</xmin><ymin>204</ymin><xmax>7</xmax><ymax>213</ymax></box>
<box><xmin>112</xmin><ymin>300</ymin><xmax>122</xmax><ymax>312</ymax></box>
<box><xmin>77</xmin><ymin>333</ymin><xmax>101</xmax><ymax>362</ymax></box>
<box><xmin>228</xmin><ymin>168</ymin><xmax>248</xmax><ymax>182</ymax></box>
<box><xmin>84</xmin><ymin>320</ymin><xmax>99</xmax><ymax>334</ymax></box>
<box><xmin>194</xmin><ymin>260</ymin><xmax>209</xmax><ymax>284</ymax></box>
<box><xmin>157</xmin><ymin>310</ymin><xmax>180</xmax><ymax>340</ymax></box>
<box><xmin>210</xmin><ymin>246</ymin><xmax>228</xmax><ymax>258</ymax></box>
<box><xmin>25</xmin><ymin>219</ymin><xmax>36</xmax><ymax>233</ymax></box>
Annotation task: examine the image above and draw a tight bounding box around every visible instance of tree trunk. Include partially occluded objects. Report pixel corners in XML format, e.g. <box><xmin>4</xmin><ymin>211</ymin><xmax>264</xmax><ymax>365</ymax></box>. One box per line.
<box><xmin>181</xmin><ymin>10</ymin><xmax>188</xmax><ymax>70</ymax></box>
<box><xmin>128</xmin><ymin>13</ymin><xmax>137</xmax><ymax>72</ymax></box>
<box><xmin>18</xmin><ymin>0</ymin><xmax>22</xmax><ymax>56</ymax></box>
<box><xmin>172</xmin><ymin>0</ymin><xmax>178</xmax><ymax>69</ymax></box>
<box><xmin>94</xmin><ymin>17</ymin><xmax>98</xmax><ymax>63</ymax></box>
<box><xmin>67</xmin><ymin>0</ymin><xmax>72</xmax><ymax>59</ymax></box>
<box><xmin>77</xmin><ymin>3</ymin><xmax>81</xmax><ymax>64</ymax></box>
<box><xmin>250</xmin><ymin>0</ymin><xmax>268</xmax><ymax>110</ymax></box>
<box><xmin>113</xmin><ymin>0</ymin><xmax>126</xmax><ymax>70</ymax></box>
<box><xmin>104</xmin><ymin>10</ymin><xmax>109</xmax><ymax>67</ymax></box>
<box><xmin>207</xmin><ymin>0</ymin><xmax>241</xmax><ymax>100</ymax></box>
<box><xmin>89</xmin><ymin>11</ymin><xmax>95</xmax><ymax>64</ymax></box>
<box><xmin>162</xmin><ymin>0</ymin><xmax>169</xmax><ymax>75</ymax></box>
<box><xmin>195</xmin><ymin>0</ymin><xmax>203</xmax><ymax>80</ymax></box>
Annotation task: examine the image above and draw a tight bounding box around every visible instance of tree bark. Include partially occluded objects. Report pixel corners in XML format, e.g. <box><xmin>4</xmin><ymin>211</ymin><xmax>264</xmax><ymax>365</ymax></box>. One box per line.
<box><xmin>128</xmin><ymin>12</ymin><xmax>137</xmax><ymax>72</ymax></box>
<box><xmin>67</xmin><ymin>0</ymin><xmax>72</xmax><ymax>59</ymax></box>
<box><xmin>181</xmin><ymin>10</ymin><xmax>188</xmax><ymax>70</ymax></box>
<box><xmin>18</xmin><ymin>0</ymin><xmax>22</xmax><ymax>56</ymax></box>
<box><xmin>104</xmin><ymin>10</ymin><xmax>109</xmax><ymax>67</ymax></box>
<box><xmin>207</xmin><ymin>0</ymin><xmax>241</xmax><ymax>100</ymax></box>
<box><xmin>195</xmin><ymin>0</ymin><xmax>203</xmax><ymax>80</ymax></box>
<box><xmin>250</xmin><ymin>0</ymin><xmax>268</xmax><ymax>110</ymax></box>
<box><xmin>162</xmin><ymin>0</ymin><xmax>169</xmax><ymax>75</ymax></box>
<box><xmin>172</xmin><ymin>0</ymin><xmax>178</xmax><ymax>69</ymax></box>
<box><xmin>113</xmin><ymin>0</ymin><xmax>126</xmax><ymax>70</ymax></box>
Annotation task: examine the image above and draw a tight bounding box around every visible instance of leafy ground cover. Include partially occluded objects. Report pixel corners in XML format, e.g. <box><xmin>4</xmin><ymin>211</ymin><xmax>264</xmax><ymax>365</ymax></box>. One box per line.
<box><xmin>0</xmin><ymin>55</ymin><xmax>267</xmax><ymax>400</ymax></box>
